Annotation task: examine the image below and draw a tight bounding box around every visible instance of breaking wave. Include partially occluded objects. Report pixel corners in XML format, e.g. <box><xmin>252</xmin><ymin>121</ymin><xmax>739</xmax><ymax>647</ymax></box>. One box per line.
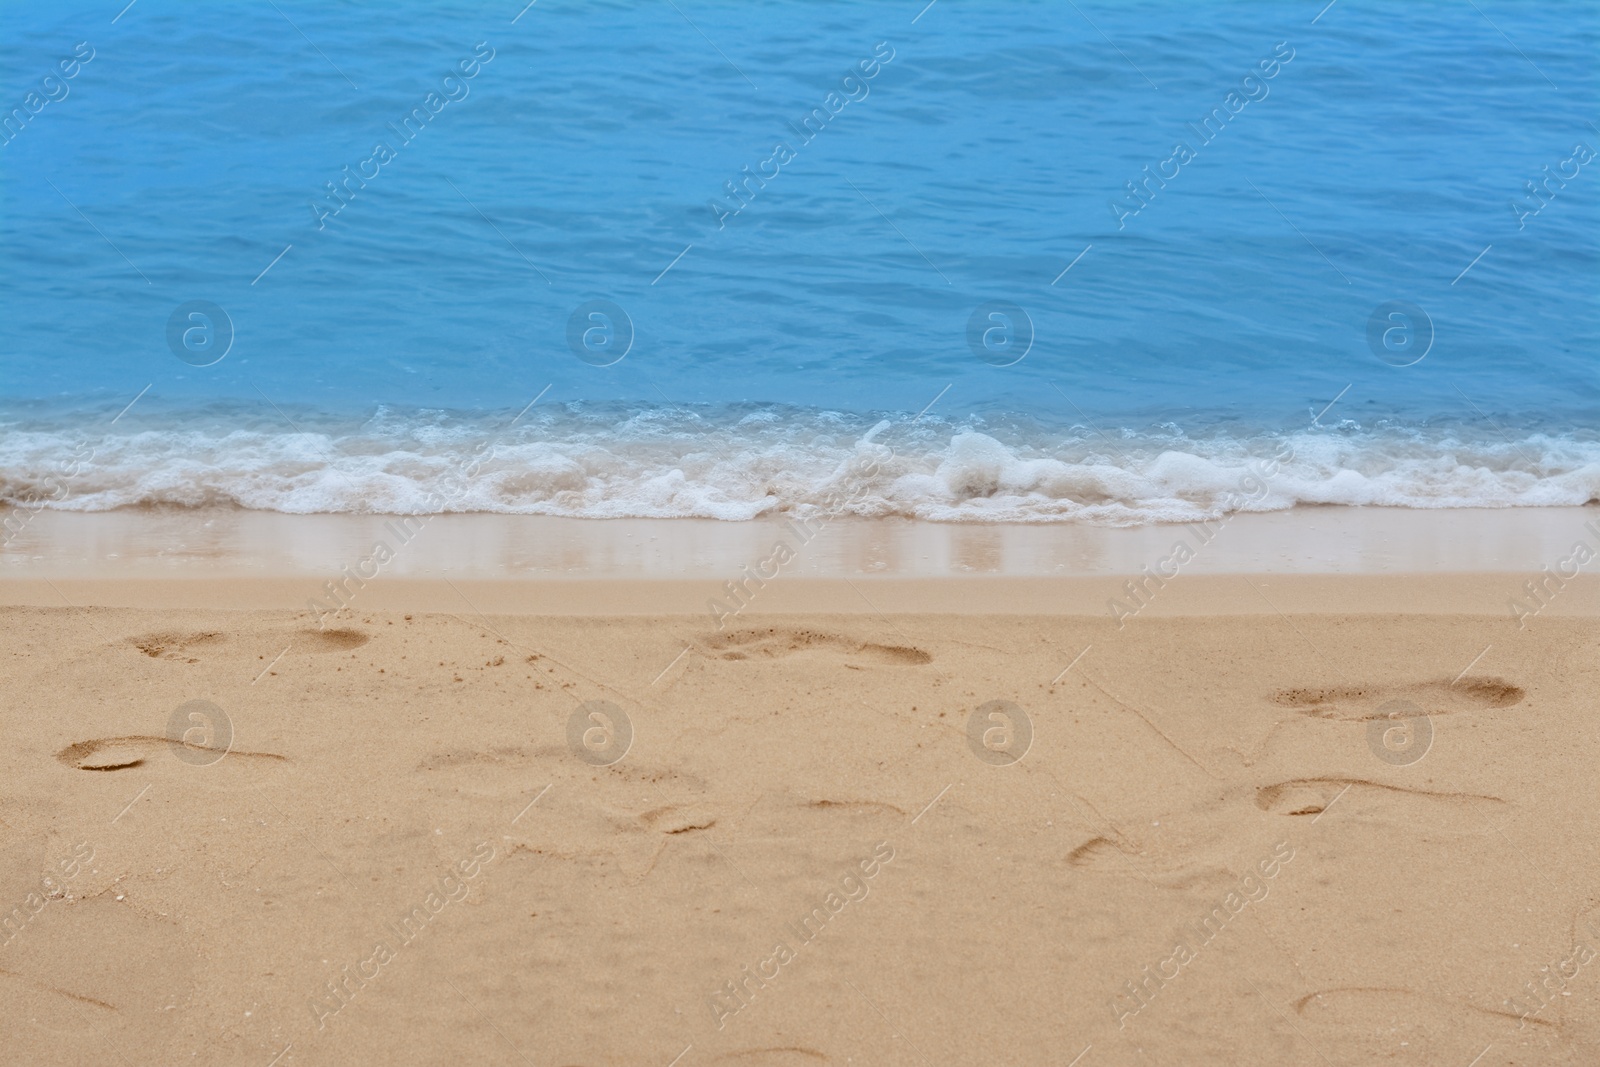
<box><xmin>1</xmin><ymin>403</ymin><xmax>1596</xmax><ymax>526</ymax></box>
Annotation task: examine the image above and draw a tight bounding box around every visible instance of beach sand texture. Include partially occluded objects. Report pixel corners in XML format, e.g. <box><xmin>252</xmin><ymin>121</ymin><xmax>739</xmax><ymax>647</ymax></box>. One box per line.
<box><xmin>2</xmin><ymin>593</ymin><xmax>1596</xmax><ymax>1065</ymax></box>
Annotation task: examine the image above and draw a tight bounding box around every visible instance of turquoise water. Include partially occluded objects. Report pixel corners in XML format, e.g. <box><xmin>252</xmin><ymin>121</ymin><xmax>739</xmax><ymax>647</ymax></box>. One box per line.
<box><xmin>1</xmin><ymin>1</ymin><xmax>1596</xmax><ymax>522</ymax></box>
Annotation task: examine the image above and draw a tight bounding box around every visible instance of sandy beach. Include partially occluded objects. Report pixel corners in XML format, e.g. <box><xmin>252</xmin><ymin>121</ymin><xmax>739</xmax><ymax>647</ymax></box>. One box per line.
<box><xmin>7</xmin><ymin>0</ymin><xmax>1595</xmax><ymax>1060</ymax></box>
<box><xmin>2</xmin><ymin>511</ymin><xmax>1597</xmax><ymax>1065</ymax></box>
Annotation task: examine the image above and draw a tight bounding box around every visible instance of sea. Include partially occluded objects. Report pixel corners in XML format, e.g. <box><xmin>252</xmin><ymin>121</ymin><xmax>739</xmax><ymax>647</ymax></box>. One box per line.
<box><xmin>1</xmin><ymin>0</ymin><xmax>1596</xmax><ymax>525</ymax></box>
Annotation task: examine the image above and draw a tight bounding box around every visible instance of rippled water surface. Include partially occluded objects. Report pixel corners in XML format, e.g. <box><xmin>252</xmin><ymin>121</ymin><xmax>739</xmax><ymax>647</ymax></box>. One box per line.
<box><xmin>1</xmin><ymin>0</ymin><xmax>1596</xmax><ymax>520</ymax></box>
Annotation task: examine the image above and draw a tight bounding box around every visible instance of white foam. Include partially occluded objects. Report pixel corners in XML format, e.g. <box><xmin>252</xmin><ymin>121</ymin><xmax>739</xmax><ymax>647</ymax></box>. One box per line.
<box><xmin>1</xmin><ymin>407</ymin><xmax>1596</xmax><ymax>525</ymax></box>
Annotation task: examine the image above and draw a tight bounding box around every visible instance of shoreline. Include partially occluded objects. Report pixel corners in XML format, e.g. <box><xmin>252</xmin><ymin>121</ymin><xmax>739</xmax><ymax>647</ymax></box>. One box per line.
<box><xmin>5</xmin><ymin>506</ymin><xmax>1596</xmax><ymax>619</ymax></box>
<box><xmin>3</xmin><ymin>505</ymin><xmax>1596</xmax><ymax>578</ymax></box>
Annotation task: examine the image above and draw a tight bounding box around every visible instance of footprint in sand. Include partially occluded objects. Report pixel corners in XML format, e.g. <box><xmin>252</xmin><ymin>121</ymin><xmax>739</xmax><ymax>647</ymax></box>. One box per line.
<box><xmin>126</xmin><ymin>630</ymin><xmax>226</xmax><ymax>662</ymax></box>
<box><xmin>415</xmin><ymin>747</ymin><xmax>707</xmax><ymax>801</ymax></box>
<box><xmin>1270</xmin><ymin>677</ymin><xmax>1524</xmax><ymax>720</ymax></box>
<box><xmin>804</xmin><ymin>797</ymin><xmax>907</xmax><ymax>819</ymax></box>
<box><xmin>637</xmin><ymin>804</ymin><xmax>717</xmax><ymax>835</ymax></box>
<box><xmin>1295</xmin><ymin>986</ymin><xmax>1542</xmax><ymax>1043</ymax></box>
<box><xmin>1254</xmin><ymin>776</ymin><xmax>1503</xmax><ymax>826</ymax></box>
<box><xmin>1062</xmin><ymin>831</ymin><xmax>1254</xmax><ymax>894</ymax></box>
<box><xmin>55</xmin><ymin>736</ymin><xmax>287</xmax><ymax>771</ymax></box>
<box><xmin>700</xmin><ymin>627</ymin><xmax>932</xmax><ymax>666</ymax></box>
<box><xmin>295</xmin><ymin>627</ymin><xmax>370</xmax><ymax>652</ymax></box>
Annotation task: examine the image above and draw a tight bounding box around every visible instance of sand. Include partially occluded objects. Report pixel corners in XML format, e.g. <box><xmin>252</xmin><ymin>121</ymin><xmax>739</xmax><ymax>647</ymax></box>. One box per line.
<box><xmin>2</xmin><ymin>511</ymin><xmax>1598</xmax><ymax>1065</ymax></box>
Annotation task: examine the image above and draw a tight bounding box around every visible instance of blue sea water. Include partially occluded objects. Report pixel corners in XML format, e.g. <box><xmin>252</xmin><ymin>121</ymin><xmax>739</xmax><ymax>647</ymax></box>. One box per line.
<box><xmin>0</xmin><ymin>0</ymin><xmax>1596</xmax><ymax>522</ymax></box>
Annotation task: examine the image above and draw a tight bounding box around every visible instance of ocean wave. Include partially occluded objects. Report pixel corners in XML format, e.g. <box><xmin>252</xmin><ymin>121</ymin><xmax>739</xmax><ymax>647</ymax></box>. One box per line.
<box><xmin>1</xmin><ymin>404</ymin><xmax>1596</xmax><ymax>525</ymax></box>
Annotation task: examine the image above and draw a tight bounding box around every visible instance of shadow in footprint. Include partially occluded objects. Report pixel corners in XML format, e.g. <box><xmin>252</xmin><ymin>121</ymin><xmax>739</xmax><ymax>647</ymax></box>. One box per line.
<box><xmin>638</xmin><ymin>804</ymin><xmax>717</xmax><ymax>835</ymax></box>
<box><xmin>297</xmin><ymin>628</ymin><xmax>370</xmax><ymax>652</ymax></box>
<box><xmin>711</xmin><ymin>1048</ymin><xmax>829</xmax><ymax>1066</ymax></box>
<box><xmin>701</xmin><ymin>627</ymin><xmax>931</xmax><ymax>665</ymax></box>
<box><xmin>1271</xmin><ymin>678</ymin><xmax>1523</xmax><ymax>720</ymax></box>
<box><xmin>1066</xmin><ymin>836</ymin><xmax>1129</xmax><ymax>869</ymax></box>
